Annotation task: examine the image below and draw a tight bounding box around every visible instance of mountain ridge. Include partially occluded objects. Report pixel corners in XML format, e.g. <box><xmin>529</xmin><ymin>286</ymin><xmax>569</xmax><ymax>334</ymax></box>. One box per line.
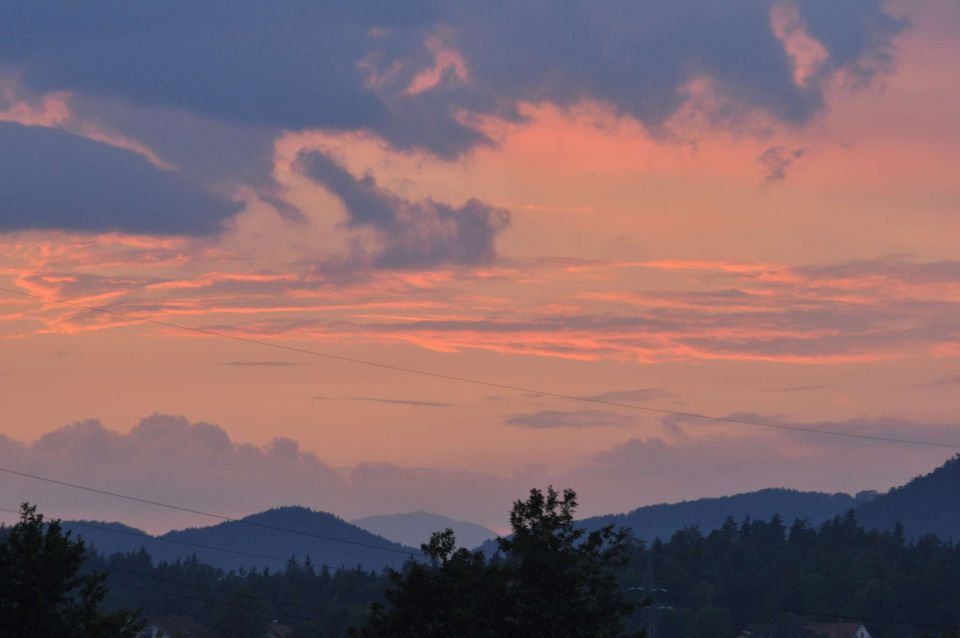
<box><xmin>854</xmin><ymin>454</ymin><xmax>960</xmax><ymax>540</ymax></box>
<box><xmin>67</xmin><ymin>505</ymin><xmax>417</xmax><ymax>572</ymax></box>
<box><xmin>352</xmin><ymin>511</ymin><xmax>497</xmax><ymax>549</ymax></box>
<box><xmin>63</xmin><ymin>456</ymin><xmax>960</xmax><ymax>570</ymax></box>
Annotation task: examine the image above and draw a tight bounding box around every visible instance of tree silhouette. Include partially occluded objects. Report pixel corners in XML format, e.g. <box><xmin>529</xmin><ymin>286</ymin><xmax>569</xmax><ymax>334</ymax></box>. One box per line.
<box><xmin>0</xmin><ymin>503</ymin><xmax>140</xmax><ymax>637</ymax></box>
<box><xmin>351</xmin><ymin>487</ymin><xmax>642</xmax><ymax>638</ymax></box>
<box><xmin>497</xmin><ymin>487</ymin><xmax>641</xmax><ymax>637</ymax></box>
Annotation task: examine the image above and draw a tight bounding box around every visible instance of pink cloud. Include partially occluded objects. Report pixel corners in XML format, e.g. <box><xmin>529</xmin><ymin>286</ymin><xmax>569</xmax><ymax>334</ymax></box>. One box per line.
<box><xmin>4</xmin><ymin>255</ymin><xmax>960</xmax><ymax>364</ymax></box>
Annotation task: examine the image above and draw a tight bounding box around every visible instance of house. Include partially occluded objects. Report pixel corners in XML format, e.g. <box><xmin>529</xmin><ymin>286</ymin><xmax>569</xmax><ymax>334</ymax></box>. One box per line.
<box><xmin>136</xmin><ymin>615</ymin><xmax>212</xmax><ymax>638</ymax></box>
<box><xmin>736</xmin><ymin>623</ymin><xmax>872</xmax><ymax>638</ymax></box>
<box><xmin>266</xmin><ymin>620</ymin><xmax>294</xmax><ymax>637</ymax></box>
<box><xmin>805</xmin><ymin>624</ymin><xmax>872</xmax><ymax>638</ymax></box>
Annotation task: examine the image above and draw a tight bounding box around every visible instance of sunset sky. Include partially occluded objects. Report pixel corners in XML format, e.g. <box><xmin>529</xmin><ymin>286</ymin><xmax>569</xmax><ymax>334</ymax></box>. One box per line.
<box><xmin>2</xmin><ymin>1</ymin><xmax>959</xmax><ymax>533</ymax></box>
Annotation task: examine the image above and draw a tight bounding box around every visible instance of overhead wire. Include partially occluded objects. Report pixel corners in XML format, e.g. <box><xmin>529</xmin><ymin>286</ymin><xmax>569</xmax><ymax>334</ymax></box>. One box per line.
<box><xmin>0</xmin><ymin>506</ymin><xmax>291</xmax><ymax>565</ymax></box>
<box><xmin>1</xmin><ymin>285</ymin><xmax>959</xmax><ymax>451</ymax></box>
<box><xmin>0</xmin><ymin>507</ymin><xmax>380</xmax><ymax>620</ymax></box>
<box><xmin>0</xmin><ymin>469</ymin><xmax>424</xmax><ymax>558</ymax></box>
<box><xmin>3</xmin><ymin>505</ymin><xmax>956</xmax><ymax>631</ymax></box>
<box><xmin>2</xmin><ymin>287</ymin><xmax>959</xmax><ymax>631</ymax></box>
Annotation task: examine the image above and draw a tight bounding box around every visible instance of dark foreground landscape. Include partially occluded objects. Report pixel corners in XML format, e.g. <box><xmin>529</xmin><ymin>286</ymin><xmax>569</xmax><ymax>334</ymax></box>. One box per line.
<box><xmin>3</xmin><ymin>457</ymin><xmax>960</xmax><ymax>637</ymax></box>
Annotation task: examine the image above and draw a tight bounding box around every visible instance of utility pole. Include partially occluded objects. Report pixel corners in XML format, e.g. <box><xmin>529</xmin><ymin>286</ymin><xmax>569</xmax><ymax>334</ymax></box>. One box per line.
<box><xmin>639</xmin><ymin>552</ymin><xmax>659</xmax><ymax>638</ymax></box>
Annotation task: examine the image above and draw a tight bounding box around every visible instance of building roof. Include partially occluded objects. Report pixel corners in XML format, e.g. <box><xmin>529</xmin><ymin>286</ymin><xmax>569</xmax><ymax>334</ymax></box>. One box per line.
<box><xmin>143</xmin><ymin>615</ymin><xmax>213</xmax><ymax>638</ymax></box>
<box><xmin>266</xmin><ymin>621</ymin><xmax>294</xmax><ymax>638</ymax></box>
<box><xmin>806</xmin><ymin>623</ymin><xmax>867</xmax><ymax>638</ymax></box>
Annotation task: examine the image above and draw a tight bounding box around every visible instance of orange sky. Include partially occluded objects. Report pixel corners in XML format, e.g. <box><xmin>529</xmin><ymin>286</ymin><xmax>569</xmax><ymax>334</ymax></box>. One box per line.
<box><xmin>1</xmin><ymin>1</ymin><xmax>959</xmax><ymax>530</ymax></box>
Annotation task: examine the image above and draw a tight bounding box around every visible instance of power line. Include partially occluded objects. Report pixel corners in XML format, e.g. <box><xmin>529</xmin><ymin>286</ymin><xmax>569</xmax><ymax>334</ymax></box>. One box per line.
<box><xmin>0</xmin><ymin>468</ymin><xmax>423</xmax><ymax>558</ymax></box>
<box><xmin>2</xmin><ymin>285</ymin><xmax>959</xmax><ymax>451</ymax></box>
<box><xmin>3</xmin><ymin>505</ymin><xmax>954</xmax><ymax>632</ymax></box>
<box><xmin>0</xmin><ymin>506</ymin><xmax>290</xmax><ymax>565</ymax></box>
<box><xmin>8</xmin><ymin>502</ymin><xmax>960</xmax><ymax>603</ymax></box>
<box><xmin>0</xmin><ymin>505</ymin><xmax>377</xmax><ymax>623</ymax></box>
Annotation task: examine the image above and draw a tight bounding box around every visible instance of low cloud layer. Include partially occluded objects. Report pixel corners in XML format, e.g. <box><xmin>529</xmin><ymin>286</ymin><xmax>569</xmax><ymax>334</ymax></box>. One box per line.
<box><xmin>1</xmin><ymin>413</ymin><xmax>956</xmax><ymax>534</ymax></box>
<box><xmin>0</xmin><ymin>414</ymin><xmax>523</xmax><ymax>533</ymax></box>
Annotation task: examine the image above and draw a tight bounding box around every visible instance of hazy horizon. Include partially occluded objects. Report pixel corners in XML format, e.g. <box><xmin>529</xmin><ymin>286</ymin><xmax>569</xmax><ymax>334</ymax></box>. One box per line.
<box><xmin>1</xmin><ymin>413</ymin><xmax>954</xmax><ymax>534</ymax></box>
<box><xmin>2</xmin><ymin>1</ymin><xmax>960</xmax><ymax>537</ymax></box>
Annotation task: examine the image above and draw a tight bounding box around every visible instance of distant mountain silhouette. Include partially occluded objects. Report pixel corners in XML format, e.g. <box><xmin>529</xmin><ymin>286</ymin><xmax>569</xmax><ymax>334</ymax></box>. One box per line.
<box><xmin>63</xmin><ymin>456</ymin><xmax>960</xmax><ymax>573</ymax></box>
<box><xmin>476</xmin><ymin>488</ymin><xmax>870</xmax><ymax>555</ymax></box>
<box><xmin>66</xmin><ymin>506</ymin><xmax>418</xmax><ymax>572</ymax></box>
<box><xmin>352</xmin><ymin>511</ymin><xmax>497</xmax><ymax>549</ymax></box>
<box><xmin>578</xmin><ymin>489</ymin><xmax>870</xmax><ymax>541</ymax></box>
<box><xmin>62</xmin><ymin>520</ymin><xmax>156</xmax><ymax>556</ymax></box>
<box><xmin>855</xmin><ymin>454</ymin><xmax>960</xmax><ymax>540</ymax></box>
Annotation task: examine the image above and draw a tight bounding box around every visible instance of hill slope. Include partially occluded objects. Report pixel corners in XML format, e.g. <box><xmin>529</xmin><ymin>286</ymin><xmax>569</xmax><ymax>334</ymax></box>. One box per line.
<box><xmin>62</xmin><ymin>520</ymin><xmax>158</xmax><ymax>557</ymax></box>
<box><xmin>855</xmin><ymin>455</ymin><xmax>960</xmax><ymax>540</ymax></box>
<box><xmin>476</xmin><ymin>488</ymin><xmax>869</xmax><ymax>555</ymax></box>
<box><xmin>66</xmin><ymin>506</ymin><xmax>418</xmax><ymax>572</ymax></box>
<box><xmin>352</xmin><ymin>511</ymin><xmax>497</xmax><ymax>549</ymax></box>
<box><xmin>579</xmin><ymin>488</ymin><xmax>868</xmax><ymax>541</ymax></box>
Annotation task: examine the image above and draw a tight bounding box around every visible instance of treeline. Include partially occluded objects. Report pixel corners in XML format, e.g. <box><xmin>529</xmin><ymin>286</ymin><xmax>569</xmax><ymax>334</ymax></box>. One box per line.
<box><xmin>86</xmin><ymin>550</ymin><xmax>384</xmax><ymax>637</ymax></box>
<box><xmin>89</xmin><ymin>512</ymin><xmax>960</xmax><ymax>637</ymax></box>
<box><xmin>619</xmin><ymin>513</ymin><xmax>960</xmax><ymax>637</ymax></box>
<box><xmin>6</xmin><ymin>499</ymin><xmax>960</xmax><ymax>637</ymax></box>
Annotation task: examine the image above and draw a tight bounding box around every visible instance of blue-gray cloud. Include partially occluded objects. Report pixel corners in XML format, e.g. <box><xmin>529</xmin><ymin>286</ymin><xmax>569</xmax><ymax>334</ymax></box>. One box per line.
<box><xmin>507</xmin><ymin>409</ymin><xmax>638</xmax><ymax>429</ymax></box>
<box><xmin>917</xmin><ymin>374</ymin><xmax>960</xmax><ymax>389</ymax></box>
<box><xmin>585</xmin><ymin>388</ymin><xmax>670</xmax><ymax>403</ymax></box>
<box><xmin>298</xmin><ymin>150</ymin><xmax>510</xmax><ymax>268</ymax></box>
<box><xmin>0</xmin><ymin>2</ymin><xmax>907</xmax><ymax>239</ymax></box>
<box><xmin>315</xmin><ymin>396</ymin><xmax>453</xmax><ymax>408</ymax></box>
<box><xmin>0</xmin><ymin>122</ymin><xmax>240</xmax><ymax>234</ymax></box>
<box><xmin>0</xmin><ymin>1</ymin><xmax>905</xmax><ymax>159</ymax></box>
<box><xmin>759</xmin><ymin>145</ymin><xmax>807</xmax><ymax>183</ymax></box>
<box><xmin>223</xmin><ymin>361</ymin><xmax>304</xmax><ymax>367</ymax></box>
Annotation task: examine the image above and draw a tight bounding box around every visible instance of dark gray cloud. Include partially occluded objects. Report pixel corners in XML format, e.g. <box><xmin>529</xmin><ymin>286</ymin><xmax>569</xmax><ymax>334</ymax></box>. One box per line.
<box><xmin>0</xmin><ymin>122</ymin><xmax>240</xmax><ymax>234</ymax></box>
<box><xmin>797</xmin><ymin>0</ymin><xmax>905</xmax><ymax>85</ymax></box>
<box><xmin>506</xmin><ymin>389</ymin><xmax>668</xmax><ymax>428</ymax></box>
<box><xmin>918</xmin><ymin>374</ymin><xmax>960</xmax><ymax>389</ymax></box>
<box><xmin>315</xmin><ymin>396</ymin><xmax>452</xmax><ymax>408</ymax></box>
<box><xmin>764</xmin><ymin>384</ymin><xmax>833</xmax><ymax>394</ymax></box>
<box><xmin>758</xmin><ymin>145</ymin><xmax>807</xmax><ymax>182</ymax></box>
<box><xmin>0</xmin><ymin>2</ymin><xmax>907</xmax><ymax>239</ymax></box>
<box><xmin>507</xmin><ymin>409</ymin><xmax>638</xmax><ymax>429</ymax></box>
<box><xmin>796</xmin><ymin>259</ymin><xmax>960</xmax><ymax>284</ymax></box>
<box><xmin>585</xmin><ymin>388</ymin><xmax>670</xmax><ymax>403</ymax></box>
<box><xmin>223</xmin><ymin>360</ymin><xmax>303</xmax><ymax>367</ymax></box>
<box><xmin>298</xmin><ymin>150</ymin><xmax>510</xmax><ymax>268</ymax></box>
<box><xmin>0</xmin><ymin>1</ymin><xmax>905</xmax><ymax>159</ymax></box>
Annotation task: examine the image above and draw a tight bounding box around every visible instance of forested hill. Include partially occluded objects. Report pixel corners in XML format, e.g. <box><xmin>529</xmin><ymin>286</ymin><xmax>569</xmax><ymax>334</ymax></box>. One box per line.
<box><xmin>66</xmin><ymin>506</ymin><xmax>417</xmax><ymax>572</ymax></box>
<box><xmin>86</xmin><ymin>511</ymin><xmax>960</xmax><ymax>637</ymax></box>
<box><xmin>577</xmin><ymin>488</ymin><xmax>870</xmax><ymax>541</ymax></box>
<box><xmin>855</xmin><ymin>454</ymin><xmax>960</xmax><ymax>540</ymax></box>
<box><xmin>62</xmin><ymin>520</ymin><xmax>156</xmax><ymax>557</ymax></box>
